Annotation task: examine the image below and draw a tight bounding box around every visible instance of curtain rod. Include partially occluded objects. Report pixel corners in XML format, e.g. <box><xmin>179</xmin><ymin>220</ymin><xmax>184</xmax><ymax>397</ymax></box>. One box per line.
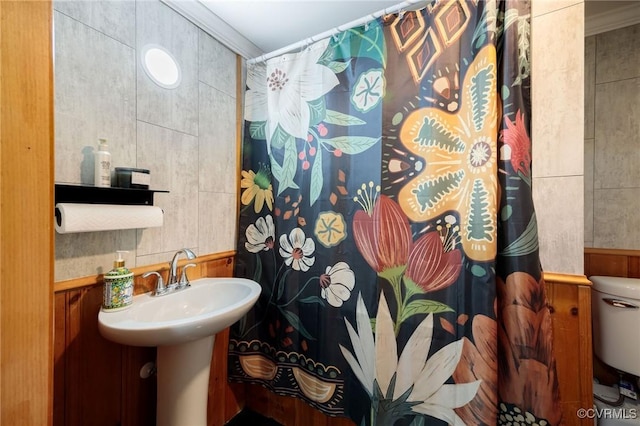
<box><xmin>247</xmin><ymin>0</ymin><xmax>427</xmax><ymax>65</ymax></box>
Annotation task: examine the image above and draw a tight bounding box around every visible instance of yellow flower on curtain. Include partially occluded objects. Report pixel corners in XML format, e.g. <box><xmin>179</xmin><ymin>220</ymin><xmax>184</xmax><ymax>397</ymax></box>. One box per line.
<box><xmin>240</xmin><ymin>167</ymin><xmax>274</xmax><ymax>213</ymax></box>
<box><xmin>397</xmin><ymin>45</ymin><xmax>501</xmax><ymax>262</ymax></box>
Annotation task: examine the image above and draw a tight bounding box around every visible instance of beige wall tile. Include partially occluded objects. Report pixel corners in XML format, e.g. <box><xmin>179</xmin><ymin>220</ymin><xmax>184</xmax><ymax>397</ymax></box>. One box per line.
<box><xmin>136</xmin><ymin>0</ymin><xmax>199</xmax><ymax>136</ymax></box>
<box><xmin>584</xmin><ymin>138</ymin><xmax>594</xmax><ymax>245</ymax></box>
<box><xmin>593</xmin><ymin>78</ymin><xmax>640</xmax><ymax>189</ymax></box>
<box><xmin>533</xmin><ymin>176</ymin><xmax>584</xmax><ymax>274</ymax></box>
<box><xmin>595</xmin><ymin>23</ymin><xmax>640</xmax><ymax>84</ymax></box>
<box><xmin>54</xmin><ymin>0</ymin><xmax>135</xmax><ymax>47</ymax></box>
<box><xmin>136</xmin><ymin>121</ymin><xmax>199</xmax><ymax>194</ymax></box>
<box><xmin>199</xmin><ymin>83</ymin><xmax>237</xmax><ymax>194</ymax></box>
<box><xmin>54</xmin><ymin>0</ymin><xmax>240</xmax><ymax>280</ymax></box>
<box><xmin>199</xmin><ymin>192</ymin><xmax>238</xmax><ymax>254</ymax></box>
<box><xmin>199</xmin><ymin>30</ymin><xmax>237</xmax><ymax>98</ymax></box>
<box><xmin>584</xmin><ymin>23</ymin><xmax>640</xmax><ymax>251</ymax></box>
<box><xmin>593</xmin><ymin>188</ymin><xmax>640</xmax><ymax>249</ymax></box>
<box><xmin>585</xmin><ymin>35</ymin><xmax>596</xmax><ymax>140</ymax></box>
<box><xmin>55</xmin><ymin>230</ymin><xmax>136</xmax><ymax>281</ymax></box>
<box><xmin>531</xmin><ymin>2</ymin><xmax>584</xmax><ymax>178</ymax></box>
<box><xmin>54</xmin><ymin>11</ymin><xmax>136</xmax><ymax>185</ymax></box>
<box><xmin>532</xmin><ymin>0</ymin><xmax>582</xmax><ymax>18</ymax></box>
<box><xmin>137</xmin><ymin>192</ymin><xmax>199</xmax><ymax>256</ymax></box>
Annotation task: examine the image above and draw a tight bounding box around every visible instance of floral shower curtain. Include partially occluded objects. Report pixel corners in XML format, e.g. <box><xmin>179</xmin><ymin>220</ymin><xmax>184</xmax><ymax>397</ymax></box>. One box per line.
<box><xmin>229</xmin><ymin>0</ymin><xmax>561</xmax><ymax>424</ymax></box>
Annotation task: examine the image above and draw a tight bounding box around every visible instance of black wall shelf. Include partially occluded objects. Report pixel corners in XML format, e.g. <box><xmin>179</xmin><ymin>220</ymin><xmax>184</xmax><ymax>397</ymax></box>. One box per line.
<box><xmin>55</xmin><ymin>183</ymin><xmax>169</xmax><ymax>206</ymax></box>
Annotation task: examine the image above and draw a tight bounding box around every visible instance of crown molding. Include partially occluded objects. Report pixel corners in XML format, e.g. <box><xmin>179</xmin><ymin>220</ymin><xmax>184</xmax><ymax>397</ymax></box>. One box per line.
<box><xmin>161</xmin><ymin>0</ymin><xmax>264</xmax><ymax>59</ymax></box>
<box><xmin>585</xmin><ymin>3</ymin><xmax>640</xmax><ymax>37</ymax></box>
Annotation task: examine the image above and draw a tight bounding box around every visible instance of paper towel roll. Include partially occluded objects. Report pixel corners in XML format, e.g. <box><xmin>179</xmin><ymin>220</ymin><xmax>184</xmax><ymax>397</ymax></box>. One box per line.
<box><xmin>55</xmin><ymin>203</ymin><xmax>163</xmax><ymax>234</ymax></box>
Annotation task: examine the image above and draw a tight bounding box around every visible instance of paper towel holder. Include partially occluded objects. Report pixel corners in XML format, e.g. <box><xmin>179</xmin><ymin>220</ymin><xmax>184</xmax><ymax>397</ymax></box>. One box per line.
<box><xmin>55</xmin><ymin>183</ymin><xmax>169</xmax><ymax>206</ymax></box>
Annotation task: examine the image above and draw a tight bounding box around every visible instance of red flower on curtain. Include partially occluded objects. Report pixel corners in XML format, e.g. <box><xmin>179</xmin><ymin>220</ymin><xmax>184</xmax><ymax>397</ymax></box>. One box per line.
<box><xmin>405</xmin><ymin>231</ymin><xmax>462</xmax><ymax>292</ymax></box>
<box><xmin>497</xmin><ymin>272</ymin><xmax>561</xmax><ymax>425</ymax></box>
<box><xmin>501</xmin><ymin>110</ymin><xmax>531</xmax><ymax>177</ymax></box>
<box><xmin>352</xmin><ymin>194</ymin><xmax>412</xmax><ymax>275</ymax></box>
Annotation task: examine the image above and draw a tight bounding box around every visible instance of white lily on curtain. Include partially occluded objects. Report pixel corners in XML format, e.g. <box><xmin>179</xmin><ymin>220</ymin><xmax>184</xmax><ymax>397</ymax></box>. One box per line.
<box><xmin>340</xmin><ymin>292</ymin><xmax>481</xmax><ymax>425</ymax></box>
<box><xmin>244</xmin><ymin>38</ymin><xmax>340</xmax><ymax>156</ymax></box>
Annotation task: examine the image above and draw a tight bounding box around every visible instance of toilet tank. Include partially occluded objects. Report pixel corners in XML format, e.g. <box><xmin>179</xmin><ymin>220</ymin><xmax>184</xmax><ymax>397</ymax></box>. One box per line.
<box><xmin>591</xmin><ymin>275</ymin><xmax>640</xmax><ymax>377</ymax></box>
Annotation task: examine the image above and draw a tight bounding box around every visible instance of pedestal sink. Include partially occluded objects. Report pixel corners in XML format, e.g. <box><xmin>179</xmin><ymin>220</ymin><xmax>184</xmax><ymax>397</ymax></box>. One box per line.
<box><xmin>98</xmin><ymin>277</ymin><xmax>261</xmax><ymax>426</ymax></box>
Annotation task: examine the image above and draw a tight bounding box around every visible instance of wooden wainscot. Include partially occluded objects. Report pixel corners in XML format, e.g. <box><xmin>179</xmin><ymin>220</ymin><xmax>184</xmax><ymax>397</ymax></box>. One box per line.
<box><xmin>543</xmin><ymin>272</ymin><xmax>593</xmax><ymax>426</ymax></box>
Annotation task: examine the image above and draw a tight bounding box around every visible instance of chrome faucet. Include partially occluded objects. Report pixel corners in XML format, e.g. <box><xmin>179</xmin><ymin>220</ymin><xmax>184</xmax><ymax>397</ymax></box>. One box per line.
<box><xmin>167</xmin><ymin>248</ymin><xmax>196</xmax><ymax>287</ymax></box>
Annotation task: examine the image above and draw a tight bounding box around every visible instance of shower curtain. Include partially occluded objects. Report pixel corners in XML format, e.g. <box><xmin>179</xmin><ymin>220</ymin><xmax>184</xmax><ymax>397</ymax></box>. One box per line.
<box><xmin>229</xmin><ymin>0</ymin><xmax>561</xmax><ymax>424</ymax></box>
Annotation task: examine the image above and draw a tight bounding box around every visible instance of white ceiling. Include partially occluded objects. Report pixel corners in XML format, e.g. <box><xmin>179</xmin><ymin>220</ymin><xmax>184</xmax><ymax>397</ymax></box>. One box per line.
<box><xmin>162</xmin><ymin>0</ymin><xmax>640</xmax><ymax>60</ymax></box>
<box><xmin>200</xmin><ymin>0</ymin><xmax>402</xmax><ymax>54</ymax></box>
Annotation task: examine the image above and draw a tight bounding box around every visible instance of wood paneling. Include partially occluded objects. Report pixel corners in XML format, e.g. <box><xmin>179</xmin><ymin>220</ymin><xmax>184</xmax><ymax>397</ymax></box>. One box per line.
<box><xmin>1</xmin><ymin>1</ymin><xmax>54</xmax><ymax>424</ymax></box>
<box><xmin>53</xmin><ymin>254</ymin><xmax>243</xmax><ymax>426</ymax></box>
<box><xmin>544</xmin><ymin>273</ymin><xmax>593</xmax><ymax>426</ymax></box>
<box><xmin>585</xmin><ymin>247</ymin><xmax>640</xmax><ymax>279</ymax></box>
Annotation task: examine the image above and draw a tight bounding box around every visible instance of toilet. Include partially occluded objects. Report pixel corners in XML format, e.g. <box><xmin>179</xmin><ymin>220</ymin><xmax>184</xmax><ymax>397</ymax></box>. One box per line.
<box><xmin>591</xmin><ymin>276</ymin><xmax>640</xmax><ymax>425</ymax></box>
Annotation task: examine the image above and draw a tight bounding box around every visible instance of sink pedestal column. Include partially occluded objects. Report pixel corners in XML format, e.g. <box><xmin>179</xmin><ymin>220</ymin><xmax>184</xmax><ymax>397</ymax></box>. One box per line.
<box><xmin>156</xmin><ymin>335</ymin><xmax>215</xmax><ymax>426</ymax></box>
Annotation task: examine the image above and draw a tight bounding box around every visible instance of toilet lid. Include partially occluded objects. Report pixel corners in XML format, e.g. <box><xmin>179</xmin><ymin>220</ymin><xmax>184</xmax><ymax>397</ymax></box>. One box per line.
<box><xmin>591</xmin><ymin>276</ymin><xmax>640</xmax><ymax>300</ymax></box>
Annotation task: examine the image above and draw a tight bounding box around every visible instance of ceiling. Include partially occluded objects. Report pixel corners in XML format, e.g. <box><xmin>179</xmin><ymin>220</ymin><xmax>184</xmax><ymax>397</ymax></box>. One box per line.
<box><xmin>200</xmin><ymin>0</ymin><xmax>403</xmax><ymax>54</ymax></box>
<box><xmin>162</xmin><ymin>0</ymin><xmax>640</xmax><ymax>60</ymax></box>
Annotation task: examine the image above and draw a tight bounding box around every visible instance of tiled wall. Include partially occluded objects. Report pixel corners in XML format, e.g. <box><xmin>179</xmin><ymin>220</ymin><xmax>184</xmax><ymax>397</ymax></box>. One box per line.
<box><xmin>584</xmin><ymin>23</ymin><xmax>640</xmax><ymax>250</ymax></box>
<box><xmin>531</xmin><ymin>0</ymin><xmax>585</xmax><ymax>274</ymax></box>
<box><xmin>54</xmin><ymin>0</ymin><xmax>238</xmax><ymax>281</ymax></box>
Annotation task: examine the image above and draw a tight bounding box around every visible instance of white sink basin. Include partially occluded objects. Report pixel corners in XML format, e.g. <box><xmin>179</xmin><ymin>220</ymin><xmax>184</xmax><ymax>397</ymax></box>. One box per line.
<box><xmin>98</xmin><ymin>276</ymin><xmax>261</xmax><ymax>426</ymax></box>
<box><xmin>98</xmin><ymin>277</ymin><xmax>261</xmax><ymax>347</ymax></box>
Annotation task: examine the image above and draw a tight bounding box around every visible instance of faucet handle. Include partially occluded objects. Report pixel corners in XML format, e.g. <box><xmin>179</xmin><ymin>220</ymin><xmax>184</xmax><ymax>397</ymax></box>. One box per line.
<box><xmin>142</xmin><ymin>271</ymin><xmax>167</xmax><ymax>296</ymax></box>
<box><xmin>178</xmin><ymin>263</ymin><xmax>196</xmax><ymax>288</ymax></box>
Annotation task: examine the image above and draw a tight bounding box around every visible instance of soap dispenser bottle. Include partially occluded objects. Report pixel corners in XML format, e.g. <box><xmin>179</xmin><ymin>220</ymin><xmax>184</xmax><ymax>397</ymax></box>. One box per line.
<box><xmin>94</xmin><ymin>138</ymin><xmax>111</xmax><ymax>188</ymax></box>
<box><xmin>102</xmin><ymin>250</ymin><xmax>134</xmax><ymax>312</ymax></box>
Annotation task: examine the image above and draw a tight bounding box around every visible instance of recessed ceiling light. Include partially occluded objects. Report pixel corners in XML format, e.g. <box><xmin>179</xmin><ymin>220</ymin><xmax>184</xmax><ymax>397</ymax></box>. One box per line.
<box><xmin>141</xmin><ymin>44</ymin><xmax>181</xmax><ymax>89</ymax></box>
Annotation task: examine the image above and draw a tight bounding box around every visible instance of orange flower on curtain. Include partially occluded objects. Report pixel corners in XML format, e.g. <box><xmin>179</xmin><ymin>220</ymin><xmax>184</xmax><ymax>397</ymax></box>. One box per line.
<box><xmin>497</xmin><ymin>272</ymin><xmax>561</xmax><ymax>425</ymax></box>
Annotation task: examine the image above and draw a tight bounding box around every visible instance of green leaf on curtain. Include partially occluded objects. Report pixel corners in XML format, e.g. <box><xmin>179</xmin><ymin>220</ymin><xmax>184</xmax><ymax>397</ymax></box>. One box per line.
<box><xmin>471</xmin><ymin>1</ymin><xmax>497</xmax><ymax>49</ymax></box>
<box><xmin>399</xmin><ymin>299</ymin><xmax>453</xmax><ymax>324</ymax></box>
<box><xmin>276</xmin><ymin>270</ymin><xmax>292</xmax><ymax>302</ymax></box>
<box><xmin>503</xmin><ymin>8</ymin><xmax>531</xmax><ymax>87</ymax></box>
<box><xmin>252</xmin><ymin>254</ymin><xmax>263</xmax><ymax>286</ymax></box>
<box><xmin>467</xmin><ymin>179</ymin><xmax>493</xmax><ymax>241</ymax></box>
<box><xmin>309</xmin><ymin>151</ymin><xmax>324</xmax><ymax>206</ymax></box>
<box><xmin>280</xmin><ymin>309</ymin><xmax>316</xmax><ymax>341</ymax></box>
<box><xmin>309</xmin><ymin>98</ymin><xmax>326</xmax><ymax>126</ymax></box>
<box><xmin>299</xmin><ymin>296</ymin><xmax>326</xmax><ymax>306</ymax></box>
<box><xmin>321</xmin><ymin>135</ymin><xmax>380</xmax><ymax>155</ymax></box>
<box><xmin>271</xmin><ymin>125</ymin><xmax>290</xmax><ymax>150</ymax></box>
<box><xmin>330</xmin><ymin>23</ymin><xmax>386</xmax><ymax>67</ymax></box>
<box><xmin>503</xmin><ymin>9</ymin><xmax>520</xmax><ymax>31</ymax></box>
<box><xmin>471</xmin><ymin>264</ymin><xmax>487</xmax><ymax>278</ymax></box>
<box><xmin>501</xmin><ymin>205</ymin><xmax>513</xmax><ymax>221</ymax></box>
<box><xmin>469</xmin><ymin>65</ymin><xmax>495</xmax><ymax>132</ymax></box>
<box><xmin>500</xmin><ymin>212</ymin><xmax>539</xmax><ymax>256</ymax></box>
<box><xmin>237</xmin><ymin>314</ymin><xmax>247</xmax><ymax>336</ymax></box>
<box><xmin>249</xmin><ymin>121</ymin><xmax>267</xmax><ymax>140</ymax></box>
<box><xmin>324</xmin><ymin>109</ymin><xmax>365</xmax><ymax>126</ymax></box>
<box><xmin>413</xmin><ymin>171</ymin><xmax>464</xmax><ymax>214</ymax></box>
<box><xmin>277</xmin><ymin>141</ymin><xmax>300</xmax><ymax>195</ymax></box>
<box><xmin>326</xmin><ymin>60</ymin><xmax>351</xmax><ymax>75</ymax></box>
<box><xmin>409</xmin><ymin>415</ymin><xmax>426</xmax><ymax>426</ymax></box>
<box><xmin>277</xmin><ymin>276</ymin><xmax>286</xmax><ymax>300</ymax></box>
<box><xmin>270</xmin><ymin>156</ymin><xmax>283</xmax><ymax>181</ymax></box>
